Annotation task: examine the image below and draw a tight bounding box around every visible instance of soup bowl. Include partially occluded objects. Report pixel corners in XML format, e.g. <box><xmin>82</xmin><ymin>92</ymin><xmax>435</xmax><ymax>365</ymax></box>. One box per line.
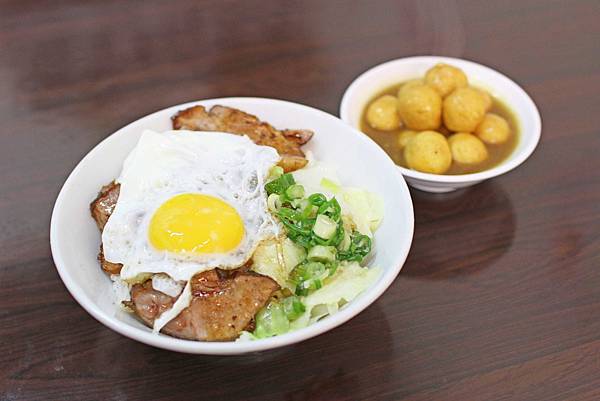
<box><xmin>340</xmin><ymin>56</ymin><xmax>541</xmax><ymax>193</ymax></box>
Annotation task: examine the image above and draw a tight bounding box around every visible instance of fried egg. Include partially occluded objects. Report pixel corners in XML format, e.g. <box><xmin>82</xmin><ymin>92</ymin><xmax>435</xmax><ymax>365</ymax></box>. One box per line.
<box><xmin>102</xmin><ymin>129</ymin><xmax>281</xmax><ymax>282</ymax></box>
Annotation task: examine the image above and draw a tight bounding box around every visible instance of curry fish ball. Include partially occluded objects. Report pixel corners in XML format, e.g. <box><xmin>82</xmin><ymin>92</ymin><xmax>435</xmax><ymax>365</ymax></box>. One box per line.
<box><xmin>366</xmin><ymin>95</ymin><xmax>401</xmax><ymax>130</ymax></box>
<box><xmin>475</xmin><ymin>113</ymin><xmax>511</xmax><ymax>144</ymax></box>
<box><xmin>448</xmin><ymin>133</ymin><xmax>488</xmax><ymax>164</ymax></box>
<box><xmin>397</xmin><ymin>84</ymin><xmax>442</xmax><ymax>130</ymax></box>
<box><xmin>398</xmin><ymin>79</ymin><xmax>425</xmax><ymax>95</ymax></box>
<box><xmin>478</xmin><ymin>89</ymin><xmax>492</xmax><ymax>111</ymax></box>
<box><xmin>404</xmin><ymin>131</ymin><xmax>451</xmax><ymax>174</ymax></box>
<box><xmin>397</xmin><ymin>130</ymin><xmax>417</xmax><ymax>149</ymax></box>
<box><xmin>425</xmin><ymin>63</ymin><xmax>468</xmax><ymax>97</ymax></box>
<box><xmin>443</xmin><ymin>87</ymin><xmax>487</xmax><ymax>132</ymax></box>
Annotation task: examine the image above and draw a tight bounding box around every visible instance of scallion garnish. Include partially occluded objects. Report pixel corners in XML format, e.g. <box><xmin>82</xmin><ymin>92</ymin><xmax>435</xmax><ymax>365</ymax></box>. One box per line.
<box><xmin>265</xmin><ymin>173</ymin><xmax>296</xmax><ymax>196</ymax></box>
<box><xmin>263</xmin><ymin>173</ymin><xmax>373</xmax><ymax>299</ymax></box>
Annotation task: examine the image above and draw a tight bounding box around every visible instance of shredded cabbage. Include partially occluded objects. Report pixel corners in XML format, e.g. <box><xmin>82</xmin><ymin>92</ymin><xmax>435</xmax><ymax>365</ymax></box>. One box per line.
<box><xmin>293</xmin><ymin>162</ymin><xmax>383</xmax><ymax>237</ymax></box>
<box><xmin>292</xmin><ymin>161</ymin><xmax>341</xmax><ymax>198</ymax></box>
<box><xmin>290</xmin><ymin>262</ymin><xmax>380</xmax><ymax>330</ymax></box>
<box><xmin>239</xmin><ymin>262</ymin><xmax>380</xmax><ymax>340</ymax></box>
<box><xmin>238</xmin><ymin>163</ymin><xmax>383</xmax><ymax>342</ymax></box>
<box><xmin>251</xmin><ymin>238</ymin><xmax>306</xmax><ymax>289</ymax></box>
<box><xmin>341</xmin><ymin>188</ymin><xmax>384</xmax><ymax>236</ymax></box>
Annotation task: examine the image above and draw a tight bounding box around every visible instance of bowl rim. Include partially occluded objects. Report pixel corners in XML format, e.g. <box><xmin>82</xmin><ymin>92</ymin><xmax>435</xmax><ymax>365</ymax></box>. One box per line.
<box><xmin>339</xmin><ymin>55</ymin><xmax>542</xmax><ymax>183</ymax></box>
<box><xmin>50</xmin><ymin>97</ymin><xmax>415</xmax><ymax>355</ymax></box>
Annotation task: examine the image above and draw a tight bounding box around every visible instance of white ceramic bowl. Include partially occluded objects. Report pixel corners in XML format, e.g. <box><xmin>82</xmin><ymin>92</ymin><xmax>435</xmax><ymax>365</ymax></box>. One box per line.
<box><xmin>50</xmin><ymin>97</ymin><xmax>414</xmax><ymax>355</ymax></box>
<box><xmin>340</xmin><ymin>56</ymin><xmax>541</xmax><ymax>193</ymax></box>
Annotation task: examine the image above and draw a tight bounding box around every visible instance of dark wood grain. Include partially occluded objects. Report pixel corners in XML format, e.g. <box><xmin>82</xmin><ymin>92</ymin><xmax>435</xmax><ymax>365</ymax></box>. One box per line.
<box><xmin>1</xmin><ymin>0</ymin><xmax>600</xmax><ymax>400</ymax></box>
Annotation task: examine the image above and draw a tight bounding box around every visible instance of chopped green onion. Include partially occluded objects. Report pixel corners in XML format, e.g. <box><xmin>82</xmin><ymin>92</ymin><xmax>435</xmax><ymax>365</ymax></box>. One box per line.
<box><xmin>311</xmin><ymin>225</ymin><xmax>342</xmax><ymax>247</ymax></box>
<box><xmin>338</xmin><ymin>232</ymin><xmax>372</xmax><ymax>262</ymax></box>
<box><xmin>265</xmin><ymin>173</ymin><xmax>295</xmax><ymax>196</ymax></box>
<box><xmin>253</xmin><ymin>301</ymin><xmax>290</xmax><ymax>338</ymax></box>
<box><xmin>277</xmin><ymin>207</ymin><xmax>313</xmax><ymax>236</ymax></box>
<box><xmin>338</xmin><ymin>228</ymin><xmax>351</xmax><ymax>251</ymax></box>
<box><xmin>289</xmin><ymin>198</ymin><xmax>305</xmax><ymax>209</ymax></box>
<box><xmin>327</xmin><ymin>260</ymin><xmax>339</xmax><ymax>276</ymax></box>
<box><xmin>285</xmin><ymin>184</ymin><xmax>305</xmax><ymax>200</ymax></box>
<box><xmin>264</xmin><ymin>175</ymin><xmax>374</xmax><ymax>296</ymax></box>
<box><xmin>267</xmin><ymin>193</ymin><xmax>282</xmax><ymax>212</ymax></box>
<box><xmin>308</xmin><ymin>193</ymin><xmax>327</xmax><ymax>206</ymax></box>
<box><xmin>291</xmin><ymin>261</ymin><xmax>332</xmax><ymax>296</ymax></box>
<box><xmin>307</xmin><ymin>245</ymin><xmax>337</xmax><ymax>263</ymax></box>
<box><xmin>313</xmin><ymin>214</ymin><xmax>337</xmax><ymax>240</ymax></box>
<box><xmin>251</xmin><ymin>295</ymin><xmax>306</xmax><ymax>338</ymax></box>
<box><xmin>318</xmin><ymin>197</ymin><xmax>341</xmax><ymax>221</ymax></box>
<box><xmin>267</xmin><ymin>165</ymin><xmax>284</xmax><ymax>181</ymax></box>
<box><xmin>300</xmin><ymin>203</ymin><xmax>317</xmax><ymax>219</ymax></box>
<box><xmin>282</xmin><ymin>296</ymin><xmax>305</xmax><ymax>321</ymax></box>
<box><xmin>295</xmin><ymin>261</ymin><xmax>326</xmax><ymax>280</ymax></box>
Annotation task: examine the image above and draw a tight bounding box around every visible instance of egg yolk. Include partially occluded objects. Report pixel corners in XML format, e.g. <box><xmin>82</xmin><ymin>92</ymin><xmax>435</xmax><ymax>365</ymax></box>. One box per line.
<box><xmin>149</xmin><ymin>193</ymin><xmax>244</xmax><ymax>254</ymax></box>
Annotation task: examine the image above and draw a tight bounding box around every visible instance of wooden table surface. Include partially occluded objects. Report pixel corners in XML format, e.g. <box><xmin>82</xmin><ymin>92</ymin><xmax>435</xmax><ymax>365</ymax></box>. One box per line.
<box><xmin>2</xmin><ymin>0</ymin><xmax>600</xmax><ymax>400</ymax></box>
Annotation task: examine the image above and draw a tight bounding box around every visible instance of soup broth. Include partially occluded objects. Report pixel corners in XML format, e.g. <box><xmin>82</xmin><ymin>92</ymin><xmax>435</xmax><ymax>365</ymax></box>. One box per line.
<box><xmin>360</xmin><ymin>83</ymin><xmax>519</xmax><ymax>175</ymax></box>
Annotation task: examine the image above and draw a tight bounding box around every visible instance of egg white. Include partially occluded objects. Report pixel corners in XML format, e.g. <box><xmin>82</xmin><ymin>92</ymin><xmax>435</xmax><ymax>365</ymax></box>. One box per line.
<box><xmin>102</xmin><ymin>129</ymin><xmax>281</xmax><ymax>282</ymax></box>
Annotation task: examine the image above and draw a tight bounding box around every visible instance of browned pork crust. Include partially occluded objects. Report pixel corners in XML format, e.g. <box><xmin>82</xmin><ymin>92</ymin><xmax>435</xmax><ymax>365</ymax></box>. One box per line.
<box><xmin>90</xmin><ymin>182</ymin><xmax>120</xmax><ymax>231</ymax></box>
<box><xmin>130</xmin><ymin>269</ymin><xmax>279</xmax><ymax>341</ymax></box>
<box><xmin>172</xmin><ymin>105</ymin><xmax>313</xmax><ymax>172</ymax></box>
<box><xmin>90</xmin><ymin>182</ymin><xmax>123</xmax><ymax>274</ymax></box>
<box><xmin>97</xmin><ymin>245</ymin><xmax>121</xmax><ymax>275</ymax></box>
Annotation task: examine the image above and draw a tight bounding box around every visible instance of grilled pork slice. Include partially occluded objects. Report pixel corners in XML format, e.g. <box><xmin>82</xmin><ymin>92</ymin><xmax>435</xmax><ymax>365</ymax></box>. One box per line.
<box><xmin>90</xmin><ymin>181</ymin><xmax>120</xmax><ymax>231</ymax></box>
<box><xmin>130</xmin><ymin>269</ymin><xmax>279</xmax><ymax>341</ymax></box>
<box><xmin>90</xmin><ymin>182</ymin><xmax>123</xmax><ymax>274</ymax></box>
<box><xmin>98</xmin><ymin>245</ymin><xmax>122</xmax><ymax>275</ymax></box>
<box><xmin>172</xmin><ymin>105</ymin><xmax>313</xmax><ymax>172</ymax></box>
